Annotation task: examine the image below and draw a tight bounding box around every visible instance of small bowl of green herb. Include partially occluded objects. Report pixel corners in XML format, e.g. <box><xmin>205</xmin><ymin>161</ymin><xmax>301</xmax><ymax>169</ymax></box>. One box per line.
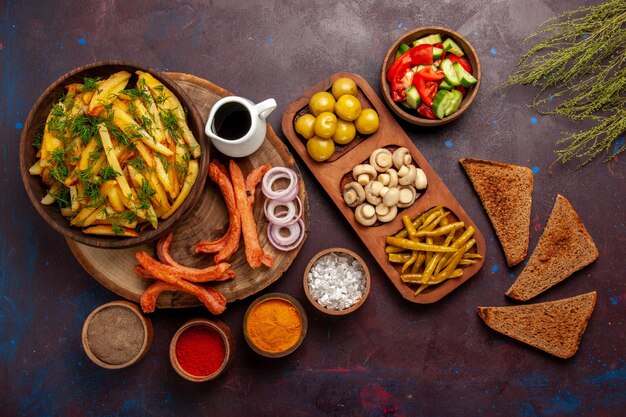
<box><xmin>19</xmin><ymin>61</ymin><xmax>208</xmax><ymax>249</ymax></box>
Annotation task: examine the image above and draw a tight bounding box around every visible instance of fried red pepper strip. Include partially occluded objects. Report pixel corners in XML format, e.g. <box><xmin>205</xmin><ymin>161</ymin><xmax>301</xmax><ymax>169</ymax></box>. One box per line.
<box><xmin>158</xmin><ymin>232</ymin><xmax>236</xmax><ymax>279</ymax></box>
<box><xmin>230</xmin><ymin>160</ymin><xmax>274</xmax><ymax>268</ymax></box>
<box><xmin>140</xmin><ymin>281</ymin><xmax>226</xmax><ymax>314</ymax></box>
<box><xmin>195</xmin><ymin>161</ymin><xmax>242</xmax><ymax>262</ymax></box>
<box><xmin>136</xmin><ymin>250</ymin><xmax>233</xmax><ymax>283</ymax></box>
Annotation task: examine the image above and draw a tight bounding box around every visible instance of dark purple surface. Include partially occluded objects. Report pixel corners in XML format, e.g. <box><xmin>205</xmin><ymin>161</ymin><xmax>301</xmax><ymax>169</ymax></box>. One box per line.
<box><xmin>1</xmin><ymin>1</ymin><xmax>624</xmax><ymax>416</ymax></box>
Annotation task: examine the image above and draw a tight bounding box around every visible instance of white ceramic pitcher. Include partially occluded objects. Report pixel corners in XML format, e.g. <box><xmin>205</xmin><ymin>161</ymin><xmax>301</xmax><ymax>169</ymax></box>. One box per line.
<box><xmin>205</xmin><ymin>97</ymin><xmax>277</xmax><ymax>158</ymax></box>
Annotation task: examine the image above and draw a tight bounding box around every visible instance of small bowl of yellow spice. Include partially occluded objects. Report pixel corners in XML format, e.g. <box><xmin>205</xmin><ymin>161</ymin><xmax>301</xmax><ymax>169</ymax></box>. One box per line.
<box><xmin>243</xmin><ymin>293</ymin><xmax>308</xmax><ymax>358</ymax></box>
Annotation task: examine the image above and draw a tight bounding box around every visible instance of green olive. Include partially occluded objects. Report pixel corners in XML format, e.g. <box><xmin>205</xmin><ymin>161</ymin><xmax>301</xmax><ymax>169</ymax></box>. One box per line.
<box><xmin>308</xmin><ymin>92</ymin><xmax>335</xmax><ymax>116</ymax></box>
<box><xmin>335</xmin><ymin>95</ymin><xmax>362</xmax><ymax>122</ymax></box>
<box><xmin>331</xmin><ymin>77</ymin><xmax>358</xmax><ymax>99</ymax></box>
<box><xmin>355</xmin><ymin>108</ymin><xmax>380</xmax><ymax>135</ymax></box>
<box><xmin>295</xmin><ymin>114</ymin><xmax>316</xmax><ymax>139</ymax></box>
<box><xmin>332</xmin><ymin>119</ymin><xmax>356</xmax><ymax>145</ymax></box>
<box><xmin>307</xmin><ymin>136</ymin><xmax>335</xmax><ymax>162</ymax></box>
<box><xmin>314</xmin><ymin>112</ymin><xmax>337</xmax><ymax>139</ymax></box>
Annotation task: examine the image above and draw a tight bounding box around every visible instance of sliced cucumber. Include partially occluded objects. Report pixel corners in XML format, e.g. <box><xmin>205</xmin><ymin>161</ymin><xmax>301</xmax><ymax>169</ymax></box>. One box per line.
<box><xmin>405</xmin><ymin>86</ymin><xmax>421</xmax><ymax>109</ymax></box>
<box><xmin>433</xmin><ymin>47</ymin><xmax>444</xmax><ymax>60</ymax></box>
<box><xmin>445</xmin><ymin>90</ymin><xmax>463</xmax><ymax>116</ymax></box>
<box><xmin>439</xmin><ymin>79</ymin><xmax>453</xmax><ymax>90</ymax></box>
<box><xmin>413</xmin><ymin>34</ymin><xmax>443</xmax><ymax>46</ymax></box>
<box><xmin>395</xmin><ymin>43</ymin><xmax>411</xmax><ymax>60</ymax></box>
<box><xmin>440</xmin><ymin>59</ymin><xmax>460</xmax><ymax>86</ymax></box>
<box><xmin>453</xmin><ymin>62</ymin><xmax>478</xmax><ymax>87</ymax></box>
<box><xmin>401</xmin><ymin>101</ymin><xmax>413</xmax><ymax>110</ymax></box>
<box><xmin>432</xmin><ymin>90</ymin><xmax>453</xmax><ymax>119</ymax></box>
<box><xmin>413</xmin><ymin>65</ymin><xmax>428</xmax><ymax>73</ymax></box>
<box><xmin>442</xmin><ymin>38</ymin><xmax>464</xmax><ymax>57</ymax></box>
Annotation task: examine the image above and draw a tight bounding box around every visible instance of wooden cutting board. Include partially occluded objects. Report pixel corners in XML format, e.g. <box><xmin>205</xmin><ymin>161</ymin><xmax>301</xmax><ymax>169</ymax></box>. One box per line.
<box><xmin>67</xmin><ymin>73</ymin><xmax>309</xmax><ymax>308</ymax></box>
<box><xmin>282</xmin><ymin>72</ymin><xmax>485</xmax><ymax>303</ymax></box>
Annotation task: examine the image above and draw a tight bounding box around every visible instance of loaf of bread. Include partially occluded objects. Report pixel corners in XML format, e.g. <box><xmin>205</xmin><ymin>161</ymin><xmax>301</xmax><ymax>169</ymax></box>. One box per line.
<box><xmin>477</xmin><ymin>291</ymin><xmax>596</xmax><ymax>359</ymax></box>
<box><xmin>459</xmin><ymin>158</ymin><xmax>533</xmax><ymax>266</ymax></box>
<box><xmin>506</xmin><ymin>194</ymin><xmax>598</xmax><ymax>301</ymax></box>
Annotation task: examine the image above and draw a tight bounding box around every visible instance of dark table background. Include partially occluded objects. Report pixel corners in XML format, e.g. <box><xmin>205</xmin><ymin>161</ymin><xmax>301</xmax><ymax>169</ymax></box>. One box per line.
<box><xmin>1</xmin><ymin>1</ymin><xmax>624</xmax><ymax>416</ymax></box>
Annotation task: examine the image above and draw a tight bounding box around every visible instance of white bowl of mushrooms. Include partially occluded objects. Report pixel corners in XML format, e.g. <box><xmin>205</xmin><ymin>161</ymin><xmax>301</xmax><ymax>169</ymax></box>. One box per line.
<box><xmin>342</xmin><ymin>147</ymin><xmax>427</xmax><ymax>226</ymax></box>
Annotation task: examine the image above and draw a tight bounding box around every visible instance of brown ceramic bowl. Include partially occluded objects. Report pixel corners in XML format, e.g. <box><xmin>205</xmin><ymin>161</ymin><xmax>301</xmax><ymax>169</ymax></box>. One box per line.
<box><xmin>380</xmin><ymin>26</ymin><xmax>481</xmax><ymax>127</ymax></box>
<box><xmin>243</xmin><ymin>293</ymin><xmax>308</xmax><ymax>358</ymax></box>
<box><xmin>303</xmin><ymin>248</ymin><xmax>370</xmax><ymax>315</ymax></box>
<box><xmin>169</xmin><ymin>318</ymin><xmax>235</xmax><ymax>382</ymax></box>
<box><xmin>19</xmin><ymin>61</ymin><xmax>209</xmax><ymax>249</ymax></box>
<box><xmin>82</xmin><ymin>301</ymin><xmax>153</xmax><ymax>369</ymax></box>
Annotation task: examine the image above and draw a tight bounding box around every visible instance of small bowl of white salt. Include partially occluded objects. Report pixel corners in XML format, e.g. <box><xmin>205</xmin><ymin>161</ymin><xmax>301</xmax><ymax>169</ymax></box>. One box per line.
<box><xmin>303</xmin><ymin>248</ymin><xmax>370</xmax><ymax>315</ymax></box>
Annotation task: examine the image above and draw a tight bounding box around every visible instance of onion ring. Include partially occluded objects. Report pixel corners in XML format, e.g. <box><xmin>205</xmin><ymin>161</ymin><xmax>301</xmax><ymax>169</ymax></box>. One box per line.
<box><xmin>267</xmin><ymin>218</ymin><xmax>305</xmax><ymax>251</ymax></box>
<box><xmin>263</xmin><ymin>197</ymin><xmax>303</xmax><ymax>226</ymax></box>
<box><xmin>261</xmin><ymin>167</ymin><xmax>299</xmax><ymax>202</ymax></box>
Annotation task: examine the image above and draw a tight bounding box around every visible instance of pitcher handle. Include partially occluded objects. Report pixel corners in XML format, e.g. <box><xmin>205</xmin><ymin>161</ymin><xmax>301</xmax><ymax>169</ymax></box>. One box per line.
<box><xmin>255</xmin><ymin>98</ymin><xmax>277</xmax><ymax>120</ymax></box>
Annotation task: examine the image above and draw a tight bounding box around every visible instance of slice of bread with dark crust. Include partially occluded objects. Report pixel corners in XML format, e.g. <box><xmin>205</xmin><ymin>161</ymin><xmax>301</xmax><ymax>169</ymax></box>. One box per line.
<box><xmin>506</xmin><ymin>195</ymin><xmax>598</xmax><ymax>301</ymax></box>
<box><xmin>477</xmin><ymin>291</ymin><xmax>596</xmax><ymax>359</ymax></box>
<box><xmin>459</xmin><ymin>158</ymin><xmax>533</xmax><ymax>266</ymax></box>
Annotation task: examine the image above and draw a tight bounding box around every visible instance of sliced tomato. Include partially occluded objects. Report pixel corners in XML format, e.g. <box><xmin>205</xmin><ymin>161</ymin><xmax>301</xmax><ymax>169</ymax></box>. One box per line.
<box><xmin>446</xmin><ymin>55</ymin><xmax>472</xmax><ymax>74</ymax></box>
<box><xmin>414</xmin><ymin>74</ymin><xmax>439</xmax><ymax>107</ymax></box>
<box><xmin>417</xmin><ymin>103</ymin><xmax>436</xmax><ymax>119</ymax></box>
<box><xmin>417</xmin><ymin>67</ymin><xmax>445</xmax><ymax>81</ymax></box>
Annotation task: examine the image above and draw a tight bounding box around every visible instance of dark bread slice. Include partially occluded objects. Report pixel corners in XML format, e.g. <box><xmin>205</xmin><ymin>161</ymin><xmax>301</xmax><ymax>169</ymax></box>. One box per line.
<box><xmin>477</xmin><ymin>291</ymin><xmax>596</xmax><ymax>359</ymax></box>
<box><xmin>506</xmin><ymin>195</ymin><xmax>598</xmax><ymax>301</ymax></box>
<box><xmin>459</xmin><ymin>158</ymin><xmax>533</xmax><ymax>266</ymax></box>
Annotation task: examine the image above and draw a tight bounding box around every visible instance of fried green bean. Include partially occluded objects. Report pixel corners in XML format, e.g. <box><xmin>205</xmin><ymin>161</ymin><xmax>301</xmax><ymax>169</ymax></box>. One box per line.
<box><xmin>401</xmin><ymin>268</ymin><xmax>463</xmax><ymax>284</ymax></box>
<box><xmin>437</xmin><ymin>238</ymin><xmax>476</xmax><ymax>280</ymax></box>
<box><xmin>413</xmin><ymin>222</ymin><xmax>465</xmax><ymax>238</ymax></box>
<box><xmin>411</xmin><ymin>252</ymin><xmax>426</xmax><ymax>273</ymax></box>
<box><xmin>394</xmin><ymin>205</ymin><xmax>443</xmax><ymax>238</ymax></box>
<box><xmin>388</xmin><ymin>253</ymin><xmax>413</xmax><ymax>263</ymax></box>
<box><xmin>402</xmin><ymin>215</ymin><xmax>417</xmax><ymax>239</ymax></box>
<box><xmin>401</xmin><ymin>251</ymin><xmax>418</xmax><ymax>273</ymax></box>
<box><xmin>386</xmin><ymin>237</ymin><xmax>457</xmax><ymax>252</ymax></box>
<box><xmin>385</xmin><ymin>245</ymin><xmax>405</xmax><ymax>254</ymax></box>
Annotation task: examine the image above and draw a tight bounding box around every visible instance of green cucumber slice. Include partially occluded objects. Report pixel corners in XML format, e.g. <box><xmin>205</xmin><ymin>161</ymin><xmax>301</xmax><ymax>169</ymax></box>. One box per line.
<box><xmin>413</xmin><ymin>34</ymin><xmax>443</xmax><ymax>46</ymax></box>
<box><xmin>440</xmin><ymin>59</ymin><xmax>460</xmax><ymax>86</ymax></box>
<box><xmin>432</xmin><ymin>90</ymin><xmax>453</xmax><ymax>119</ymax></box>
<box><xmin>445</xmin><ymin>90</ymin><xmax>463</xmax><ymax>116</ymax></box>
<box><xmin>405</xmin><ymin>86</ymin><xmax>421</xmax><ymax>109</ymax></box>
<box><xmin>395</xmin><ymin>43</ymin><xmax>411</xmax><ymax>60</ymax></box>
<box><xmin>439</xmin><ymin>79</ymin><xmax>453</xmax><ymax>90</ymax></box>
<box><xmin>442</xmin><ymin>38</ymin><xmax>464</xmax><ymax>57</ymax></box>
<box><xmin>433</xmin><ymin>47</ymin><xmax>444</xmax><ymax>60</ymax></box>
<box><xmin>452</xmin><ymin>62</ymin><xmax>477</xmax><ymax>87</ymax></box>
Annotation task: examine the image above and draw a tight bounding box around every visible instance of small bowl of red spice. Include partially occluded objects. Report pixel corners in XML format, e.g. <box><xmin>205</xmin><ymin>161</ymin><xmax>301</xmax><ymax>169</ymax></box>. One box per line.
<box><xmin>169</xmin><ymin>318</ymin><xmax>234</xmax><ymax>382</ymax></box>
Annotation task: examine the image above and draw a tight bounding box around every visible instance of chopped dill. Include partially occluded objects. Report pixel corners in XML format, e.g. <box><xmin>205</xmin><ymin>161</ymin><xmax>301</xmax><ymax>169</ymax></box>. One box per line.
<box><xmin>33</xmin><ymin>126</ymin><xmax>44</xmax><ymax>149</ymax></box>
<box><xmin>83</xmin><ymin>77</ymin><xmax>101</xmax><ymax>92</ymax></box>
<box><xmin>99</xmin><ymin>166</ymin><xmax>118</xmax><ymax>181</ymax></box>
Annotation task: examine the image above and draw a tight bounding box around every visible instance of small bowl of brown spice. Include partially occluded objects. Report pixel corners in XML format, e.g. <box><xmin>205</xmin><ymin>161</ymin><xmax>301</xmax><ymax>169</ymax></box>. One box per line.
<box><xmin>82</xmin><ymin>301</ymin><xmax>153</xmax><ymax>369</ymax></box>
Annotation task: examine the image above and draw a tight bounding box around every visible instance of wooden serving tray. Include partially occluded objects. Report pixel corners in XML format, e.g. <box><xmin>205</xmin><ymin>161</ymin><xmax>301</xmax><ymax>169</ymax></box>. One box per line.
<box><xmin>282</xmin><ymin>72</ymin><xmax>485</xmax><ymax>304</ymax></box>
<box><xmin>67</xmin><ymin>73</ymin><xmax>309</xmax><ymax>309</ymax></box>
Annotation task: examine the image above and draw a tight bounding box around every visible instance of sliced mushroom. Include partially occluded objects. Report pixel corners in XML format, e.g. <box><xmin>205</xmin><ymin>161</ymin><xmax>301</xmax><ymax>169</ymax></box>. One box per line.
<box><xmin>398</xmin><ymin>165</ymin><xmax>417</xmax><ymax>186</ymax></box>
<box><xmin>375</xmin><ymin>203</ymin><xmax>390</xmax><ymax>217</ymax></box>
<box><xmin>369</xmin><ymin>148</ymin><xmax>393</xmax><ymax>172</ymax></box>
<box><xmin>364</xmin><ymin>181</ymin><xmax>383</xmax><ymax>205</ymax></box>
<box><xmin>382</xmin><ymin>187</ymin><xmax>400</xmax><ymax>207</ymax></box>
<box><xmin>352</xmin><ymin>164</ymin><xmax>377</xmax><ymax>186</ymax></box>
<box><xmin>414</xmin><ymin>168</ymin><xmax>427</xmax><ymax>190</ymax></box>
<box><xmin>377</xmin><ymin>172</ymin><xmax>391</xmax><ymax>186</ymax></box>
<box><xmin>397</xmin><ymin>186</ymin><xmax>417</xmax><ymax>208</ymax></box>
<box><xmin>342</xmin><ymin>182</ymin><xmax>365</xmax><ymax>207</ymax></box>
<box><xmin>379</xmin><ymin>186</ymin><xmax>390</xmax><ymax>198</ymax></box>
<box><xmin>377</xmin><ymin>205</ymin><xmax>398</xmax><ymax>223</ymax></box>
<box><xmin>355</xmin><ymin>203</ymin><xmax>377</xmax><ymax>226</ymax></box>
<box><xmin>387</xmin><ymin>168</ymin><xmax>399</xmax><ymax>188</ymax></box>
<box><xmin>392</xmin><ymin>147</ymin><xmax>412</xmax><ymax>169</ymax></box>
